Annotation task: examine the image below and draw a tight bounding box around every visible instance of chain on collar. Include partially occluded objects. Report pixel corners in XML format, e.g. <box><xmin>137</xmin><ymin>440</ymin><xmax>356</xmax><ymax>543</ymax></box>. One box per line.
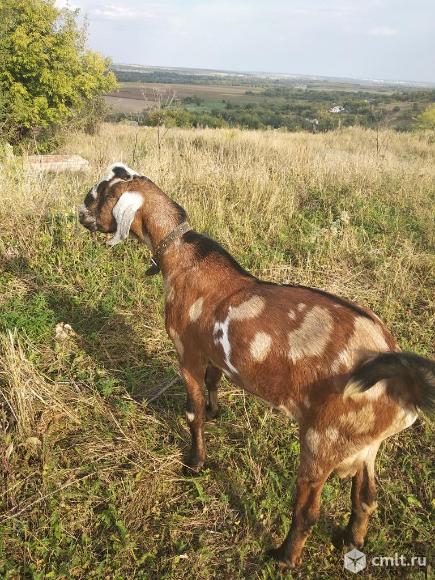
<box><xmin>146</xmin><ymin>221</ymin><xmax>192</xmax><ymax>275</ymax></box>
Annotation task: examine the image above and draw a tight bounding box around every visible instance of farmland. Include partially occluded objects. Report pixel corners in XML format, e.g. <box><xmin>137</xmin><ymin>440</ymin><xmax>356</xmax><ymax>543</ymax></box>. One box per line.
<box><xmin>105</xmin><ymin>65</ymin><xmax>435</xmax><ymax>132</ymax></box>
<box><xmin>0</xmin><ymin>124</ymin><xmax>434</xmax><ymax>578</ymax></box>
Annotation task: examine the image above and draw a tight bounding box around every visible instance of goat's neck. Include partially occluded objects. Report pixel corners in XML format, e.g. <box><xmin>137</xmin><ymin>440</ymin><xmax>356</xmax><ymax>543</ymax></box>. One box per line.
<box><xmin>134</xmin><ymin>185</ymin><xmax>182</xmax><ymax>248</ymax></box>
<box><xmin>137</xmin><ymin>193</ymin><xmax>193</xmax><ymax>281</ymax></box>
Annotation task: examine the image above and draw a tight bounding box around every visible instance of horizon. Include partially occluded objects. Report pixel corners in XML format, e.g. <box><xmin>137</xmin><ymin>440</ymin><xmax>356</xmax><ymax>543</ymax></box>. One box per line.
<box><xmin>112</xmin><ymin>62</ymin><xmax>435</xmax><ymax>87</ymax></box>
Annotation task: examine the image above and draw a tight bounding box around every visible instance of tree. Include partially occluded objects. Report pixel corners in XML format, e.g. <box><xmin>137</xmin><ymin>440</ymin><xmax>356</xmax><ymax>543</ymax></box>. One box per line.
<box><xmin>0</xmin><ymin>0</ymin><xmax>116</xmax><ymax>148</ymax></box>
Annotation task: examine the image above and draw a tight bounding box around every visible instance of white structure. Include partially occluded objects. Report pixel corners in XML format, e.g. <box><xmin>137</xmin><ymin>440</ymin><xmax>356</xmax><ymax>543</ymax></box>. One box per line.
<box><xmin>26</xmin><ymin>154</ymin><xmax>89</xmax><ymax>172</ymax></box>
<box><xmin>329</xmin><ymin>106</ymin><xmax>345</xmax><ymax>113</ymax></box>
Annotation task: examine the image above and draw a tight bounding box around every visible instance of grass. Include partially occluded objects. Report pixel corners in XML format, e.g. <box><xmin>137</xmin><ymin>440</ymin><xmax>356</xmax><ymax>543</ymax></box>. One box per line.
<box><xmin>0</xmin><ymin>124</ymin><xmax>434</xmax><ymax>578</ymax></box>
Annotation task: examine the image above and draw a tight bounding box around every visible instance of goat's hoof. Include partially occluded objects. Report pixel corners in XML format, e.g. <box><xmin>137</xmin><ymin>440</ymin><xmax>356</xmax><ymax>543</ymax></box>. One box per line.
<box><xmin>206</xmin><ymin>405</ymin><xmax>220</xmax><ymax>421</ymax></box>
<box><xmin>182</xmin><ymin>457</ymin><xmax>204</xmax><ymax>476</ymax></box>
<box><xmin>266</xmin><ymin>547</ymin><xmax>297</xmax><ymax>569</ymax></box>
<box><xmin>332</xmin><ymin>527</ymin><xmax>364</xmax><ymax>550</ymax></box>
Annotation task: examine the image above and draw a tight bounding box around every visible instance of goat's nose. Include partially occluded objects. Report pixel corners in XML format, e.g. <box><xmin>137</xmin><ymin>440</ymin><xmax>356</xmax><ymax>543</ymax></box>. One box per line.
<box><xmin>78</xmin><ymin>206</ymin><xmax>86</xmax><ymax>223</ymax></box>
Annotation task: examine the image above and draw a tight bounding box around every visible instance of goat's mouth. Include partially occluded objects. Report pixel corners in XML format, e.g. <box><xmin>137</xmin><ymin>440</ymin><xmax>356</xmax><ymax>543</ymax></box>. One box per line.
<box><xmin>81</xmin><ymin>220</ymin><xmax>97</xmax><ymax>232</ymax></box>
<box><xmin>78</xmin><ymin>207</ymin><xmax>97</xmax><ymax>232</ymax></box>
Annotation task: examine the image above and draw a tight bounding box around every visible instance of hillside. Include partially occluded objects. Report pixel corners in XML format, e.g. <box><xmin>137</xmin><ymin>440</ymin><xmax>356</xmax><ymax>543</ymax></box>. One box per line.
<box><xmin>0</xmin><ymin>125</ymin><xmax>434</xmax><ymax>578</ymax></box>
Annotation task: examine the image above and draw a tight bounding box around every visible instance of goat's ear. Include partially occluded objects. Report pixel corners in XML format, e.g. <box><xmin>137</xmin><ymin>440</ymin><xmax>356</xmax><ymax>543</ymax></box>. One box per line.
<box><xmin>112</xmin><ymin>165</ymin><xmax>134</xmax><ymax>181</ymax></box>
<box><xmin>107</xmin><ymin>191</ymin><xmax>143</xmax><ymax>246</ymax></box>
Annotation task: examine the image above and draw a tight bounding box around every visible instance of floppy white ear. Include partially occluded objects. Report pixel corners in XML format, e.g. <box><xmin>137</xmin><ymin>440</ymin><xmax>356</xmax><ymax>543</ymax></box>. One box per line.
<box><xmin>107</xmin><ymin>191</ymin><xmax>144</xmax><ymax>246</ymax></box>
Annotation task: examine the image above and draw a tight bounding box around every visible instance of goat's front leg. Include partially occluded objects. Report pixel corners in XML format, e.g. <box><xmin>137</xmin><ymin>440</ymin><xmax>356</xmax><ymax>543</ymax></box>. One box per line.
<box><xmin>205</xmin><ymin>363</ymin><xmax>222</xmax><ymax>420</ymax></box>
<box><xmin>181</xmin><ymin>365</ymin><xmax>207</xmax><ymax>471</ymax></box>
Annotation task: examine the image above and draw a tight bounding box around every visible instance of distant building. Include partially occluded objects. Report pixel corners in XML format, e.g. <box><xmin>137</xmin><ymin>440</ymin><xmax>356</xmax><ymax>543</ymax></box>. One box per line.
<box><xmin>329</xmin><ymin>105</ymin><xmax>345</xmax><ymax>113</ymax></box>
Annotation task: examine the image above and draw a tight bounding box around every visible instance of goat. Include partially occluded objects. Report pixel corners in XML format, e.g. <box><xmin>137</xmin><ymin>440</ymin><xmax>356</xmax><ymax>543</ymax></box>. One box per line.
<box><xmin>79</xmin><ymin>162</ymin><xmax>435</xmax><ymax>568</ymax></box>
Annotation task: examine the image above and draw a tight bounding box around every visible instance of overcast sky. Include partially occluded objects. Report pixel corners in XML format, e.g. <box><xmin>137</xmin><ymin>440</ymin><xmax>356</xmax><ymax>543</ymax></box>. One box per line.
<box><xmin>56</xmin><ymin>0</ymin><xmax>435</xmax><ymax>83</ymax></box>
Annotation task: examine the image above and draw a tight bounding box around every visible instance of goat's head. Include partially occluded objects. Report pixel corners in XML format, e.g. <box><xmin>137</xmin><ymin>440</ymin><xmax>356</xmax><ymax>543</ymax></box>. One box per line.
<box><xmin>78</xmin><ymin>162</ymin><xmax>145</xmax><ymax>246</ymax></box>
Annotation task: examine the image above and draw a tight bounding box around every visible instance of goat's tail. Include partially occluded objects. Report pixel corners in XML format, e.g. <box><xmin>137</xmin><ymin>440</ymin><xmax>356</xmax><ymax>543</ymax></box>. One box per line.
<box><xmin>344</xmin><ymin>351</ymin><xmax>435</xmax><ymax>416</ymax></box>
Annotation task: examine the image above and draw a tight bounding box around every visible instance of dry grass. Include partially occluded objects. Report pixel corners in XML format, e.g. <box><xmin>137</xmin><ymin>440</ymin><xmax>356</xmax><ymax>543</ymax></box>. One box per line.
<box><xmin>0</xmin><ymin>125</ymin><xmax>434</xmax><ymax>578</ymax></box>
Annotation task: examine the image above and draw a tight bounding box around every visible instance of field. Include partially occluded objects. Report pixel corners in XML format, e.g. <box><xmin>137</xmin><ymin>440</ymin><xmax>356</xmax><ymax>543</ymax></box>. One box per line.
<box><xmin>0</xmin><ymin>124</ymin><xmax>434</xmax><ymax>578</ymax></box>
<box><xmin>106</xmin><ymin>67</ymin><xmax>435</xmax><ymax>131</ymax></box>
<box><xmin>106</xmin><ymin>82</ymin><xmax>263</xmax><ymax>114</ymax></box>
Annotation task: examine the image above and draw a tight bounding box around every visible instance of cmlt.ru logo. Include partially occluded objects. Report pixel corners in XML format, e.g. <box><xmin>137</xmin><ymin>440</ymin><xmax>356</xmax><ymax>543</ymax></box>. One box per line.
<box><xmin>344</xmin><ymin>549</ymin><xmax>367</xmax><ymax>573</ymax></box>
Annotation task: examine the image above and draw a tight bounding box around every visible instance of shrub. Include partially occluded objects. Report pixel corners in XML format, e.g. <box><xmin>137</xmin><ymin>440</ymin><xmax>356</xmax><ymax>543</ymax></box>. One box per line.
<box><xmin>0</xmin><ymin>0</ymin><xmax>116</xmax><ymax>150</ymax></box>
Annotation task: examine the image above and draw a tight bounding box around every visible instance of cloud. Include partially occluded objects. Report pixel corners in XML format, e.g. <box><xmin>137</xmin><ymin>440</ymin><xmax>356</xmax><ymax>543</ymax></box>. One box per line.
<box><xmin>55</xmin><ymin>0</ymin><xmax>81</xmax><ymax>9</ymax></box>
<box><xmin>367</xmin><ymin>26</ymin><xmax>398</xmax><ymax>36</ymax></box>
<box><xmin>90</xmin><ymin>4</ymin><xmax>157</xmax><ymax>21</ymax></box>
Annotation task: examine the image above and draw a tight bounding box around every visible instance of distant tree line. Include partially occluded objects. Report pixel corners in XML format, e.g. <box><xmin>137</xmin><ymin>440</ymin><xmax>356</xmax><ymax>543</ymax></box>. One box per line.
<box><xmin>113</xmin><ymin>69</ymin><xmax>264</xmax><ymax>87</ymax></box>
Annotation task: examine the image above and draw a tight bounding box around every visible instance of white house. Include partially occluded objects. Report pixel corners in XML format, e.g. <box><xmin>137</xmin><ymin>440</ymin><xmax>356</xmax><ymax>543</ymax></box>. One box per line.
<box><xmin>329</xmin><ymin>105</ymin><xmax>345</xmax><ymax>113</ymax></box>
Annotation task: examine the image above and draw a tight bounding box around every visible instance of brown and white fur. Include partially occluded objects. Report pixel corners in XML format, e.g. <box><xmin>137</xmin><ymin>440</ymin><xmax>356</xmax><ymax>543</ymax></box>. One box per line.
<box><xmin>79</xmin><ymin>163</ymin><xmax>435</xmax><ymax>568</ymax></box>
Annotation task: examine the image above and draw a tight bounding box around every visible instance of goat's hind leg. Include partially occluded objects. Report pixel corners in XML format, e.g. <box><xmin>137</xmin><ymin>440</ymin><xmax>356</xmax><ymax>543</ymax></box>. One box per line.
<box><xmin>205</xmin><ymin>363</ymin><xmax>222</xmax><ymax>420</ymax></box>
<box><xmin>268</xmin><ymin>461</ymin><xmax>330</xmax><ymax>568</ymax></box>
<box><xmin>342</xmin><ymin>446</ymin><xmax>379</xmax><ymax>548</ymax></box>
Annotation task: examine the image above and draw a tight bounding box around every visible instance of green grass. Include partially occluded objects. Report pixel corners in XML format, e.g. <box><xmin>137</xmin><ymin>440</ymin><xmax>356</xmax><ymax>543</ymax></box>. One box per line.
<box><xmin>0</xmin><ymin>125</ymin><xmax>434</xmax><ymax>578</ymax></box>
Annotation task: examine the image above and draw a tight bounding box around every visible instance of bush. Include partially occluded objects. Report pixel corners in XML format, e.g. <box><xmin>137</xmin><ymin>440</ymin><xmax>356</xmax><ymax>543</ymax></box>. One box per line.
<box><xmin>0</xmin><ymin>0</ymin><xmax>116</xmax><ymax>150</ymax></box>
<box><xmin>416</xmin><ymin>104</ymin><xmax>435</xmax><ymax>129</ymax></box>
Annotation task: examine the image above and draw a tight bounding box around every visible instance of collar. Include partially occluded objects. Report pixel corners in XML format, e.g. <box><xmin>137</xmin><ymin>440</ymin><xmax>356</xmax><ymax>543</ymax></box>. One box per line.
<box><xmin>146</xmin><ymin>221</ymin><xmax>192</xmax><ymax>276</ymax></box>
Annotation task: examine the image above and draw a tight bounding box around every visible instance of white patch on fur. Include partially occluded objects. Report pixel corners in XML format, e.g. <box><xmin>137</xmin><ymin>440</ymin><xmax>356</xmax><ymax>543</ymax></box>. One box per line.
<box><xmin>277</xmin><ymin>404</ymin><xmax>291</xmax><ymax>416</ymax></box>
<box><xmin>277</xmin><ymin>402</ymin><xmax>302</xmax><ymax>422</ymax></box>
<box><xmin>305</xmin><ymin>428</ymin><xmax>321</xmax><ymax>454</ymax></box>
<box><xmin>186</xmin><ymin>412</ymin><xmax>195</xmax><ymax>422</ymax></box>
<box><xmin>213</xmin><ymin>319</ymin><xmax>238</xmax><ymax>374</ymax></box>
<box><xmin>297</xmin><ymin>303</ymin><xmax>307</xmax><ymax>312</ymax></box>
<box><xmin>103</xmin><ymin>162</ymin><xmax>139</xmax><ymax>182</ymax></box>
<box><xmin>90</xmin><ymin>163</ymin><xmax>140</xmax><ymax>202</ymax></box>
<box><xmin>95</xmin><ymin>162</ymin><xmax>139</xmax><ymax>196</ymax></box>
<box><xmin>303</xmin><ymin>395</ymin><xmax>311</xmax><ymax>408</ymax></box>
<box><xmin>169</xmin><ymin>327</ymin><xmax>184</xmax><ymax>359</ymax></box>
<box><xmin>288</xmin><ymin>306</ymin><xmax>333</xmax><ymax>362</ymax></box>
<box><xmin>212</xmin><ymin>296</ymin><xmax>265</xmax><ymax>373</ymax></box>
<box><xmin>389</xmin><ymin>407</ymin><xmax>417</xmax><ymax>432</ymax></box>
<box><xmin>288</xmin><ymin>309</ymin><xmax>296</xmax><ymax>320</ymax></box>
<box><xmin>404</xmin><ymin>410</ymin><xmax>418</xmax><ymax>428</ymax></box>
<box><xmin>335</xmin><ymin>446</ymin><xmax>371</xmax><ymax>479</ymax></box>
<box><xmin>108</xmin><ymin>177</ymin><xmax>124</xmax><ymax>187</ymax></box>
<box><xmin>325</xmin><ymin>427</ymin><xmax>339</xmax><ymax>441</ymax></box>
<box><xmin>331</xmin><ymin>348</ymin><xmax>350</xmax><ymax>374</ymax></box>
<box><xmin>189</xmin><ymin>297</ymin><xmax>204</xmax><ymax>322</ymax></box>
<box><xmin>361</xmin><ymin>501</ymin><xmax>378</xmax><ymax>514</ymax></box>
<box><xmin>107</xmin><ymin>191</ymin><xmax>143</xmax><ymax>246</ymax></box>
<box><xmin>339</xmin><ymin>405</ymin><xmax>376</xmax><ymax>434</ymax></box>
<box><xmin>334</xmin><ymin>441</ymin><xmax>380</xmax><ymax>479</ymax></box>
<box><xmin>363</xmin><ymin>381</ymin><xmax>386</xmax><ymax>401</ymax></box>
<box><xmin>331</xmin><ymin>316</ymin><xmax>389</xmax><ymax>374</ymax></box>
<box><xmin>250</xmin><ymin>332</ymin><xmax>272</xmax><ymax>362</ymax></box>
<box><xmin>230</xmin><ymin>296</ymin><xmax>265</xmax><ymax>321</ymax></box>
<box><xmin>365</xmin><ymin>407</ymin><xmax>417</xmax><ymax>448</ymax></box>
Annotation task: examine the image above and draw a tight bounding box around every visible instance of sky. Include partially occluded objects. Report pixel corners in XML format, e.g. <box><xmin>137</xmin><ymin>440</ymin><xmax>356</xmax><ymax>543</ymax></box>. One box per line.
<box><xmin>56</xmin><ymin>0</ymin><xmax>435</xmax><ymax>83</ymax></box>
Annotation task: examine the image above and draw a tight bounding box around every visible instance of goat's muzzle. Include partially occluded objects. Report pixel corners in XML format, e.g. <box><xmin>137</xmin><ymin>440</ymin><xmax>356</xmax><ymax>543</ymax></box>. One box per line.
<box><xmin>78</xmin><ymin>206</ymin><xmax>97</xmax><ymax>232</ymax></box>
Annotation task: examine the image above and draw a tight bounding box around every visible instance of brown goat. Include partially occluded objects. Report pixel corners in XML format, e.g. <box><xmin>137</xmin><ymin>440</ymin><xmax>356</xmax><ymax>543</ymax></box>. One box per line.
<box><xmin>79</xmin><ymin>163</ymin><xmax>435</xmax><ymax>568</ymax></box>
